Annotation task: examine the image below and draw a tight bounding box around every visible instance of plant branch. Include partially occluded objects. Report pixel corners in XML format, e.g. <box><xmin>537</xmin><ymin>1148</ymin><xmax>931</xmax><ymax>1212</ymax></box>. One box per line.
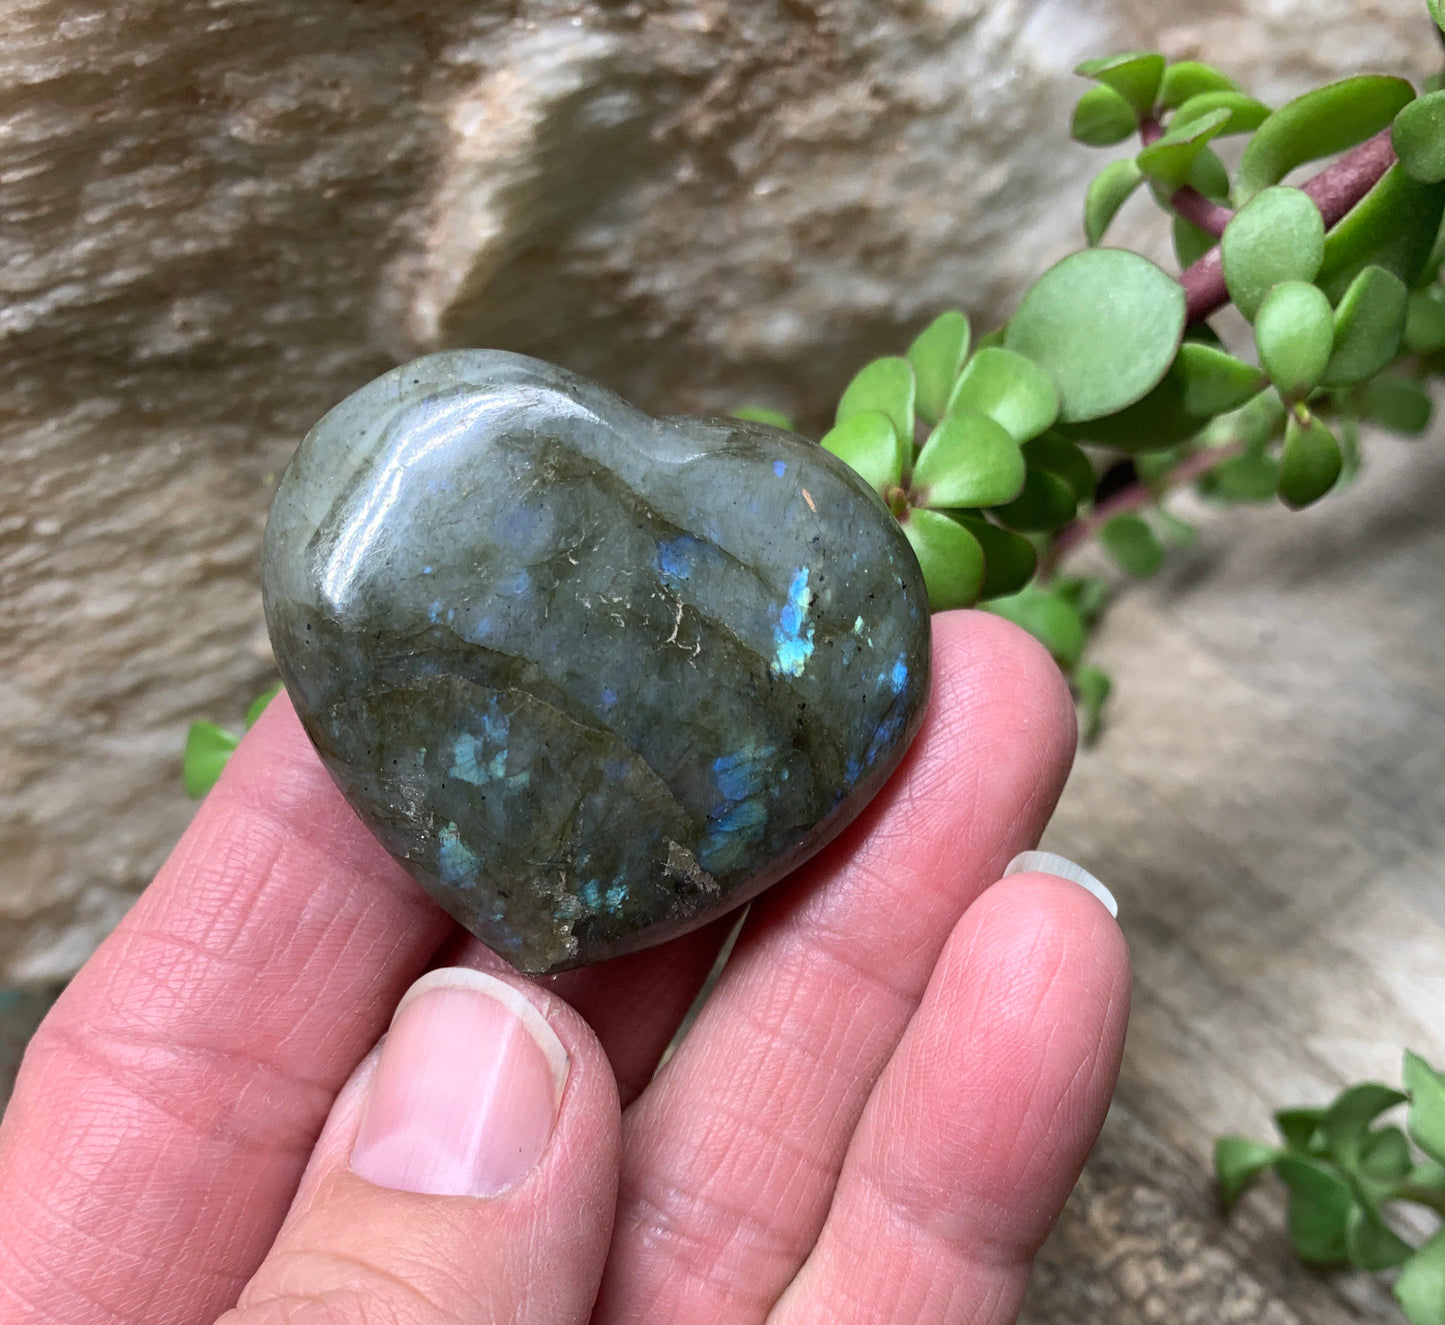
<box><xmin>1038</xmin><ymin>443</ymin><xmax>1242</xmax><ymax>579</ymax></box>
<box><xmin>1181</xmin><ymin>127</ymin><xmax>1399</xmax><ymax>323</ymax></box>
<box><xmin>1141</xmin><ymin>117</ymin><xmax>1235</xmax><ymax>239</ymax></box>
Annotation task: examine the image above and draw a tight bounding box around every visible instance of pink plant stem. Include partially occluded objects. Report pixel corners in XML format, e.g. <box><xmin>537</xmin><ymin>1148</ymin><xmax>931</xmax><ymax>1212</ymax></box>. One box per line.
<box><xmin>1181</xmin><ymin>128</ymin><xmax>1399</xmax><ymax>323</ymax></box>
<box><xmin>1140</xmin><ymin>117</ymin><xmax>1235</xmax><ymax>239</ymax></box>
<box><xmin>1038</xmin><ymin>443</ymin><xmax>1244</xmax><ymax>579</ymax></box>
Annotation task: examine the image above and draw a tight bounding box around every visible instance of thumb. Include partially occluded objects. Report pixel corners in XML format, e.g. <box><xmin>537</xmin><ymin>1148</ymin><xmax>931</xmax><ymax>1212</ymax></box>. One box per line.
<box><xmin>222</xmin><ymin>966</ymin><xmax>621</xmax><ymax>1325</ymax></box>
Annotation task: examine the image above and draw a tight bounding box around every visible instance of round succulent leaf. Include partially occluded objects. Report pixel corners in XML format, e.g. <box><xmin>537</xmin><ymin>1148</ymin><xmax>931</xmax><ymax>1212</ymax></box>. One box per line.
<box><xmin>1405</xmin><ymin>286</ymin><xmax>1445</xmax><ymax>353</ymax></box>
<box><xmin>1359</xmin><ymin>374</ymin><xmax>1432</xmax><ymax>435</ymax></box>
<box><xmin>1175</xmin><ymin>342</ymin><xmax>1267</xmax><ymax>417</ymax></box>
<box><xmin>1433</xmin><ymin>0</ymin><xmax>1445</xmax><ymax>32</ymax></box>
<box><xmin>1085</xmin><ymin>158</ymin><xmax>1146</xmax><ymax>246</ymax></box>
<box><xmin>1321</xmin><ymin>265</ymin><xmax>1408</xmax><ymax>386</ymax></box>
<box><xmin>1059</xmin><ymin>370</ymin><xmax>1198</xmax><ymax>454</ymax></box>
<box><xmin>1173</xmin><ymin>213</ymin><xmax>1217</xmax><ymax>268</ymax></box>
<box><xmin>1221</xmin><ymin>187</ymin><xmax>1325</xmax><ymax>321</ymax></box>
<box><xmin>1005</xmin><ymin>249</ymin><xmax>1187</xmax><ymax>423</ymax></box>
<box><xmin>1255</xmin><ymin>280</ymin><xmax>1334</xmax><ymax>395</ymax></box>
<box><xmin>732</xmin><ymin>406</ymin><xmax>794</xmax><ymax>430</ymax></box>
<box><xmin>1273</xmin><ymin>1154</ymin><xmax>1355</xmax><ymax>1265</ymax></box>
<box><xmin>1073</xmin><ymin>662</ymin><xmax>1112</xmax><ymax>743</ymax></box>
<box><xmin>1316</xmin><ymin>165</ymin><xmax>1445</xmax><ymax>300</ymax></box>
<box><xmin>1278</xmin><ymin>412</ymin><xmax>1342</xmax><ymax>508</ymax></box>
<box><xmin>245</xmin><ymin>684</ymin><xmax>281</xmax><ymax>728</ymax></box>
<box><xmin>900</xmin><ymin>508</ymin><xmax>985</xmax><ymax>611</ymax></box>
<box><xmin>1215</xmin><ymin>1137</ymin><xmax>1280</xmax><ymax>1210</ymax></box>
<box><xmin>1345</xmin><ymin>1203</ymin><xmax>1414</xmax><ymax>1273</ymax></box>
<box><xmin>912</xmin><ymin>411</ymin><xmax>1026</xmax><ymax>509</ymax></box>
<box><xmin>1236</xmin><ymin>76</ymin><xmax>1417</xmax><ymax>205</ymax></box>
<box><xmin>1171</xmin><ymin>90</ymin><xmax>1271</xmax><ymax>137</ymax></box>
<box><xmin>951</xmin><ymin>513</ymin><xmax>1038</xmax><ymax>600</ymax></box>
<box><xmin>1393</xmin><ymin>91</ymin><xmax>1445</xmax><ymax>184</ymax></box>
<box><xmin>1159</xmin><ymin>60</ymin><xmax>1240</xmax><ymax>108</ymax></box>
<box><xmin>907</xmin><ymin>310</ymin><xmax>972</xmax><ymax>424</ymax></box>
<box><xmin>990</xmin><ymin>467</ymin><xmax>1077</xmax><ymax>532</ymax></box>
<box><xmin>1075</xmin><ymin>52</ymin><xmax>1167</xmax><ymax>118</ymax></box>
<box><xmin>1136</xmin><ymin>108</ymin><xmax>1231</xmax><ymax>192</ymax></box>
<box><xmin>984</xmin><ymin>584</ymin><xmax>1088</xmax><ymax>669</ymax></box>
<box><xmin>945</xmin><ymin>346</ymin><xmax>1060</xmax><ymax>442</ymax></box>
<box><xmin>1200</xmin><ymin>450</ymin><xmax>1282</xmax><ymax>503</ymax></box>
<box><xmin>836</xmin><ymin>355</ymin><xmax>915</xmax><ymax>446</ymax></box>
<box><xmin>1100</xmin><ymin>512</ymin><xmax>1165</xmax><ymax>576</ymax></box>
<box><xmin>1021</xmin><ymin>433</ymin><xmax>1096</xmax><ymax>502</ymax></box>
<box><xmin>1393</xmin><ymin>1230</ymin><xmax>1445</xmax><ymax>1325</ymax></box>
<box><xmin>1187</xmin><ymin>146</ymin><xmax>1232</xmax><ymax>203</ymax></box>
<box><xmin>821</xmin><ymin>410</ymin><xmax>907</xmax><ymax>495</ymax></box>
<box><xmin>1071</xmin><ymin>84</ymin><xmax>1138</xmax><ymax>146</ymax></box>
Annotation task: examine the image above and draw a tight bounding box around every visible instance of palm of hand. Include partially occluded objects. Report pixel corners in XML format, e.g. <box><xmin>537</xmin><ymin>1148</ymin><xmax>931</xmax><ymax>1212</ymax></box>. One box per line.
<box><xmin>0</xmin><ymin>613</ymin><xmax>1129</xmax><ymax>1324</ymax></box>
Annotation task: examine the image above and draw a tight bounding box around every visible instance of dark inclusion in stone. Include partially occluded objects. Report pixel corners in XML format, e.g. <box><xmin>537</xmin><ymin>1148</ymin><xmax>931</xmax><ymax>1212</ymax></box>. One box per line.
<box><xmin>262</xmin><ymin>351</ymin><xmax>931</xmax><ymax>974</ymax></box>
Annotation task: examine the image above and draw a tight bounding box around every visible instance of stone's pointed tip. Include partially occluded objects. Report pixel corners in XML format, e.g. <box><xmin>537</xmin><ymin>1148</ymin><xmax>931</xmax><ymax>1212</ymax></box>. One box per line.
<box><xmin>265</xmin><ymin>353</ymin><xmax>930</xmax><ymax>971</ymax></box>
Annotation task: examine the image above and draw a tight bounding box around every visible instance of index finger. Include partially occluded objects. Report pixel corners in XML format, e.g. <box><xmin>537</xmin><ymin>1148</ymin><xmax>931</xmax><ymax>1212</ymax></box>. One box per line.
<box><xmin>0</xmin><ymin>696</ymin><xmax>453</xmax><ymax>1325</ymax></box>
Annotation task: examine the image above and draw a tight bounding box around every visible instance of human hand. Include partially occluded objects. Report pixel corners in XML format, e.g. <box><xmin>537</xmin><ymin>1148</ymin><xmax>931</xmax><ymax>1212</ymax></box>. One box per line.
<box><xmin>0</xmin><ymin>611</ymin><xmax>1129</xmax><ymax>1324</ymax></box>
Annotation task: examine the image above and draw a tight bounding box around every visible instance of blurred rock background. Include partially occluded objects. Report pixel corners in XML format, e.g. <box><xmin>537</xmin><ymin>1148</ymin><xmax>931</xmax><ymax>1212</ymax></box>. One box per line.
<box><xmin>3</xmin><ymin>2</ymin><xmax>1444</xmax><ymax>1317</ymax></box>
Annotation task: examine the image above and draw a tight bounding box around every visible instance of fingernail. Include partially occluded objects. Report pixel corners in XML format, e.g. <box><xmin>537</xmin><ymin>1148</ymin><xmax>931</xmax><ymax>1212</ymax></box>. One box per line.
<box><xmin>351</xmin><ymin>967</ymin><xmax>569</xmax><ymax>1197</ymax></box>
<box><xmin>1004</xmin><ymin>850</ymin><xmax>1118</xmax><ymax>918</ymax></box>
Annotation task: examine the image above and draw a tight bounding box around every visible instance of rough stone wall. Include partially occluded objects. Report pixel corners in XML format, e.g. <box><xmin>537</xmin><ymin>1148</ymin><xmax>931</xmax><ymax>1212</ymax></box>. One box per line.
<box><xmin>0</xmin><ymin>0</ymin><xmax>1439</xmax><ymax>981</ymax></box>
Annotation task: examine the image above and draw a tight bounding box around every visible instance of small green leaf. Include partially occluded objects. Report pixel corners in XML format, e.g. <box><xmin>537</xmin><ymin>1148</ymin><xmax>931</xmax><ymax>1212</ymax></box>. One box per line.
<box><xmin>1022</xmin><ymin>433</ymin><xmax>1095</xmax><ymax>502</ymax></box>
<box><xmin>901</xmin><ymin>509</ymin><xmax>985</xmax><ymax>611</ymax></box>
<box><xmin>1173</xmin><ymin>213</ymin><xmax>1217</xmax><ymax>268</ymax></box>
<box><xmin>836</xmin><ymin>356</ymin><xmax>915</xmax><ymax>447</ymax></box>
<box><xmin>245</xmin><ymin>684</ymin><xmax>281</xmax><ymax>728</ymax></box>
<box><xmin>183</xmin><ymin>721</ymin><xmax>241</xmax><ymax>799</ymax></box>
<box><xmin>1278</xmin><ymin>412</ymin><xmax>1342</xmax><ymax>509</ymax></box>
<box><xmin>991</xmin><ymin>468</ymin><xmax>1077</xmax><ymax>532</ymax></box>
<box><xmin>1322</xmin><ymin>1083</ymin><xmax>1408</xmax><ymax>1169</ymax></box>
<box><xmin>1076</xmin><ymin>52</ymin><xmax>1167</xmax><ymax>118</ymax></box>
<box><xmin>1188</xmin><ymin>146</ymin><xmax>1232</xmax><ymax>203</ymax></box>
<box><xmin>1360</xmin><ymin>1126</ymin><xmax>1414</xmax><ymax>1184</ymax></box>
<box><xmin>946</xmin><ymin>347</ymin><xmax>1061</xmax><ymax>444</ymax></box>
<box><xmin>985</xmin><ymin>584</ymin><xmax>1088</xmax><ymax>669</ymax></box>
<box><xmin>1006</xmin><ymin>249</ymin><xmax>1186</xmax><ymax>423</ymax></box>
<box><xmin>1360</xmin><ymin>375</ymin><xmax>1433</xmax><ymax>435</ymax></box>
<box><xmin>1255</xmin><ymin>281</ymin><xmax>1334</xmax><ymax>395</ymax></box>
<box><xmin>822</xmin><ymin>411</ymin><xmax>907</xmax><ymax>495</ymax></box>
<box><xmin>1236</xmin><ymin>76</ymin><xmax>1418</xmax><ymax>204</ymax></box>
<box><xmin>1397</xmin><ymin>1231</ymin><xmax>1445</xmax><ymax>1325</ymax></box>
<box><xmin>1276</xmin><ymin>1106</ymin><xmax>1328</xmax><ymax>1153</ymax></box>
<box><xmin>908</xmin><ymin>310</ymin><xmax>972</xmax><ymax>424</ymax></box>
<box><xmin>1136</xmin><ymin>108</ymin><xmax>1232</xmax><ymax>191</ymax></box>
<box><xmin>1405</xmin><ymin>1052</ymin><xmax>1445</xmax><ymax>1168</ymax></box>
<box><xmin>1322</xmin><ymin>265</ymin><xmax>1409</xmax><ymax>386</ymax></box>
<box><xmin>912</xmin><ymin>411</ymin><xmax>1026</xmax><ymax>509</ymax></box>
<box><xmin>1201</xmin><ymin>450</ymin><xmax>1282</xmax><ymax>503</ymax></box>
<box><xmin>1071</xmin><ymin>84</ymin><xmax>1138</xmax><ymax>146</ymax></box>
<box><xmin>1345</xmin><ymin>1200</ymin><xmax>1415</xmax><ymax>1271</ymax></box>
<box><xmin>1159</xmin><ymin>60</ymin><xmax>1240</xmax><ymax>109</ymax></box>
<box><xmin>1171</xmin><ymin>90</ymin><xmax>1271</xmax><ymax>137</ymax></box>
<box><xmin>1053</xmin><ymin>574</ymin><xmax>1111</xmax><ymax>623</ymax></box>
<box><xmin>1060</xmin><ymin>371</ymin><xmax>1198</xmax><ymax>454</ymax></box>
<box><xmin>1405</xmin><ymin>286</ymin><xmax>1445</xmax><ymax>353</ymax></box>
<box><xmin>1432</xmin><ymin>0</ymin><xmax>1445</xmax><ymax>34</ymax></box>
<box><xmin>1175</xmin><ymin>342</ymin><xmax>1267</xmax><ymax>416</ymax></box>
<box><xmin>1221</xmin><ymin>187</ymin><xmax>1325</xmax><ymax>321</ymax></box>
<box><xmin>1394</xmin><ymin>91</ymin><xmax>1445</xmax><ymax>184</ymax></box>
<box><xmin>1274</xmin><ymin>1154</ymin><xmax>1355</xmax><ymax>1265</ymax></box>
<box><xmin>1085</xmin><ymin>159</ymin><xmax>1146</xmax><ymax>245</ymax></box>
<box><xmin>733</xmin><ymin>407</ymin><xmax>794</xmax><ymax>430</ymax></box>
<box><xmin>1317</xmin><ymin>165</ymin><xmax>1445</xmax><ymax>299</ymax></box>
<box><xmin>1074</xmin><ymin>663</ymin><xmax>1112</xmax><ymax>744</ymax></box>
<box><xmin>1100</xmin><ymin>513</ymin><xmax>1165</xmax><ymax>577</ymax></box>
<box><xmin>1215</xmin><ymin>1136</ymin><xmax>1279</xmax><ymax>1210</ymax></box>
<box><xmin>952</xmin><ymin>514</ymin><xmax>1038</xmax><ymax>600</ymax></box>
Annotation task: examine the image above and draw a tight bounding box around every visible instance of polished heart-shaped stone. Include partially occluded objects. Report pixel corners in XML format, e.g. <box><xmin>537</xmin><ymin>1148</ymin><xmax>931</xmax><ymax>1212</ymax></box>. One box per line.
<box><xmin>262</xmin><ymin>351</ymin><xmax>930</xmax><ymax>973</ymax></box>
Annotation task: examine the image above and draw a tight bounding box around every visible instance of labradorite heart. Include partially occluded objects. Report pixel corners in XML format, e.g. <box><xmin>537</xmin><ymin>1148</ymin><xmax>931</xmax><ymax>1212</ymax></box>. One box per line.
<box><xmin>262</xmin><ymin>351</ymin><xmax>930</xmax><ymax>973</ymax></box>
